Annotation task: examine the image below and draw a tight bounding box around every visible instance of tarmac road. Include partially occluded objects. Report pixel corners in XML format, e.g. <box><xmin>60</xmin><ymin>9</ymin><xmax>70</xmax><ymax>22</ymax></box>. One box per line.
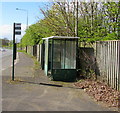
<box><xmin>0</xmin><ymin>49</ymin><xmax>13</xmax><ymax>71</ymax></box>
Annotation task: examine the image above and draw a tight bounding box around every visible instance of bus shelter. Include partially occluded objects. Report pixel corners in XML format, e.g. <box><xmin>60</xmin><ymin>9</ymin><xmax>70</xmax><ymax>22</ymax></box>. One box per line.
<box><xmin>42</xmin><ymin>36</ymin><xmax>79</xmax><ymax>81</ymax></box>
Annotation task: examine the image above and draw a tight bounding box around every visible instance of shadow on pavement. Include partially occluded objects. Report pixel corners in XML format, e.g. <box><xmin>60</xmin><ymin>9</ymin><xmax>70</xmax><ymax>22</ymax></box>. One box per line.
<box><xmin>18</xmin><ymin>80</ymin><xmax>82</xmax><ymax>89</ymax></box>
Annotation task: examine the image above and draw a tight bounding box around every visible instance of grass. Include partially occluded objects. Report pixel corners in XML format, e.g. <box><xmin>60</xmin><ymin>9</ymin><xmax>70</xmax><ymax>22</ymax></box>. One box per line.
<box><xmin>6</xmin><ymin>78</ymin><xmax>24</xmax><ymax>84</ymax></box>
<box><xmin>17</xmin><ymin>50</ymin><xmax>26</xmax><ymax>53</ymax></box>
<box><xmin>32</xmin><ymin>56</ymin><xmax>40</xmax><ymax>70</ymax></box>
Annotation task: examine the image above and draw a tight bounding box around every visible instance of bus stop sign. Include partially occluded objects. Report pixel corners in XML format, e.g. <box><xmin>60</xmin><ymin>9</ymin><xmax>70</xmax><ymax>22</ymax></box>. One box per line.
<box><xmin>15</xmin><ymin>23</ymin><xmax>21</xmax><ymax>35</ymax></box>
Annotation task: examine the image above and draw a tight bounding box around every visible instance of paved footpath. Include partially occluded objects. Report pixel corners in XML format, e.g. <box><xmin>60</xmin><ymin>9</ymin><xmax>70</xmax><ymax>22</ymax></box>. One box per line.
<box><xmin>2</xmin><ymin>52</ymin><xmax>118</xmax><ymax>111</ymax></box>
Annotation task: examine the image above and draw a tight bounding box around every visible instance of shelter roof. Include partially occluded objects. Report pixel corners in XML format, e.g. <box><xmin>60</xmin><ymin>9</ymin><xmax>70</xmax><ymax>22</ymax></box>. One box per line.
<box><xmin>42</xmin><ymin>36</ymin><xmax>79</xmax><ymax>40</ymax></box>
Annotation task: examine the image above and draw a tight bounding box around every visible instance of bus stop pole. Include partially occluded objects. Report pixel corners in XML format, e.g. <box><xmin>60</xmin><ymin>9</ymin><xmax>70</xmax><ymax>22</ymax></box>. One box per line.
<box><xmin>12</xmin><ymin>23</ymin><xmax>15</xmax><ymax>81</ymax></box>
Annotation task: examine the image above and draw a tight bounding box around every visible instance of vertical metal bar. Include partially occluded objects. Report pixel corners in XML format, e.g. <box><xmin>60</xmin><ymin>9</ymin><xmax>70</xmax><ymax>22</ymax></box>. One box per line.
<box><xmin>51</xmin><ymin>39</ymin><xmax>53</xmax><ymax>75</ymax></box>
<box><xmin>62</xmin><ymin>40</ymin><xmax>64</xmax><ymax>69</ymax></box>
<box><xmin>76</xmin><ymin>39</ymin><xmax>78</xmax><ymax>70</ymax></box>
<box><xmin>12</xmin><ymin>23</ymin><xmax>15</xmax><ymax>81</ymax></box>
<box><xmin>38</xmin><ymin>44</ymin><xmax>40</xmax><ymax>61</ymax></box>
<box><xmin>41</xmin><ymin>41</ymin><xmax>45</xmax><ymax>70</ymax></box>
<box><xmin>64</xmin><ymin>39</ymin><xmax>66</xmax><ymax>69</ymax></box>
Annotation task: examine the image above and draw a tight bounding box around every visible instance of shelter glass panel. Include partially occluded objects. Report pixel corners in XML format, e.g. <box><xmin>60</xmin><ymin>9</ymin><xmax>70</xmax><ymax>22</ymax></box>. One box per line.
<box><xmin>65</xmin><ymin>40</ymin><xmax>76</xmax><ymax>69</ymax></box>
<box><xmin>53</xmin><ymin>39</ymin><xmax>76</xmax><ymax>69</ymax></box>
<box><xmin>53</xmin><ymin>40</ymin><xmax>61</xmax><ymax>69</ymax></box>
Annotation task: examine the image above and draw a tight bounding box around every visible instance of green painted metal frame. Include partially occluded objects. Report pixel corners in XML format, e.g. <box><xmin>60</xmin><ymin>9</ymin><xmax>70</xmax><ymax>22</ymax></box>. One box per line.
<box><xmin>51</xmin><ymin>39</ymin><xmax>53</xmax><ymax>76</ymax></box>
<box><xmin>76</xmin><ymin>38</ymin><xmax>79</xmax><ymax>71</ymax></box>
<box><xmin>44</xmin><ymin>39</ymin><xmax>49</xmax><ymax>76</ymax></box>
<box><xmin>41</xmin><ymin>41</ymin><xmax>45</xmax><ymax>70</ymax></box>
<box><xmin>52</xmin><ymin>69</ymin><xmax>77</xmax><ymax>82</ymax></box>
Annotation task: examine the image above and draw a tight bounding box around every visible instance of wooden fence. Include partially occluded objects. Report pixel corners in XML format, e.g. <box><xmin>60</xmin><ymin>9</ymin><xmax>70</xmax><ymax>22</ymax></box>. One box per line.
<box><xmin>96</xmin><ymin>41</ymin><xmax>120</xmax><ymax>90</ymax></box>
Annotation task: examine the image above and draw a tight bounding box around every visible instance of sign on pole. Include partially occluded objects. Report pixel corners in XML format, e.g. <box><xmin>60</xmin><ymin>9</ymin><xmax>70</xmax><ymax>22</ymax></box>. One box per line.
<box><xmin>12</xmin><ymin>23</ymin><xmax>21</xmax><ymax>81</ymax></box>
<box><xmin>15</xmin><ymin>23</ymin><xmax>21</xmax><ymax>35</ymax></box>
<box><xmin>15</xmin><ymin>31</ymin><xmax>21</xmax><ymax>35</ymax></box>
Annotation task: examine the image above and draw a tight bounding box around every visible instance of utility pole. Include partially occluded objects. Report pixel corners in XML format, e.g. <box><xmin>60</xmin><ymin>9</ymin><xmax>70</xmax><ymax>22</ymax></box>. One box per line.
<box><xmin>16</xmin><ymin>8</ymin><xmax>28</xmax><ymax>52</ymax></box>
<box><xmin>16</xmin><ymin>8</ymin><xmax>28</xmax><ymax>29</ymax></box>
<box><xmin>74</xmin><ymin>0</ymin><xmax>78</xmax><ymax>37</ymax></box>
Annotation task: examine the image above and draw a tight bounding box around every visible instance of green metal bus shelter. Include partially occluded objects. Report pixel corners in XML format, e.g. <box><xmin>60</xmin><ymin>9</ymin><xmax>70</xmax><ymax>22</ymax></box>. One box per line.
<box><xmin>42</xmin><ymin>36</ymin><xmax>79</xmax><ymax>82</ymax></box>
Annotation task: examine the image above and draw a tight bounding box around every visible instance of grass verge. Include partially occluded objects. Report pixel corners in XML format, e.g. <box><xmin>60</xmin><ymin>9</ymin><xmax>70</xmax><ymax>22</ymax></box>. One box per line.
<box><xmin>17</xmin><ymin>50</ymin><xmax>26</xmax><ymax>53</ymax></box>
<box><xmin>32</xmin><ymin>56</ymin><xmax>40</xmax><ymax>70</ymax></box>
